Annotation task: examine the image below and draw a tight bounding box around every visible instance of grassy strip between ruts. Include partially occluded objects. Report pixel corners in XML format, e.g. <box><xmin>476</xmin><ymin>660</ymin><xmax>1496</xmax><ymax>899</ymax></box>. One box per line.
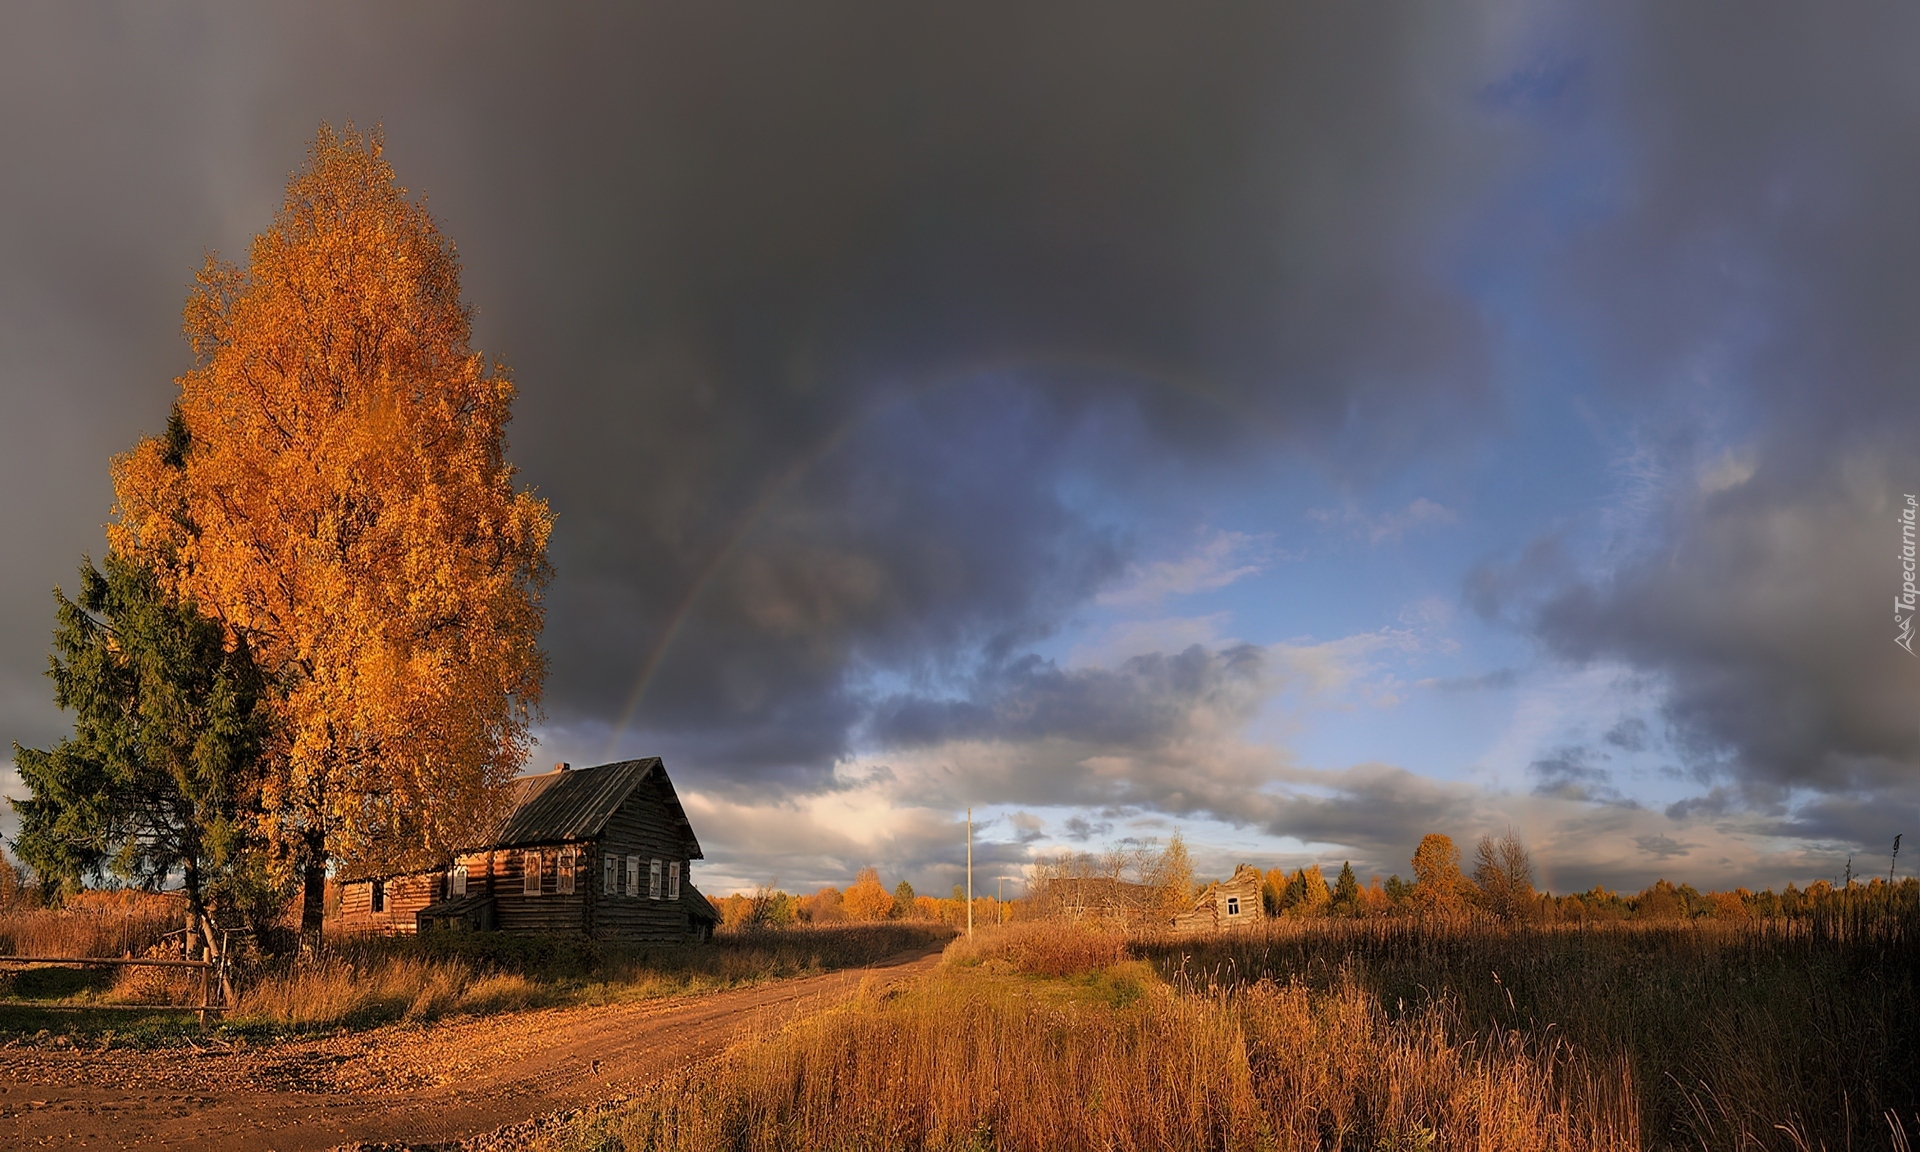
<box><xmin>0</xmin><ymin>922</ymin><xmax>955</xmax><ymax>1047</ymax></box>
<box><xmin>534</xmin><ymin>913</ymin><xmax>1919</xmax><ymax>1152</ymax></box>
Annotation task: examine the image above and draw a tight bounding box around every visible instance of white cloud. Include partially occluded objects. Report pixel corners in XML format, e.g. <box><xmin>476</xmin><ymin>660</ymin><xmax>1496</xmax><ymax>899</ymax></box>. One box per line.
<box><xmin>1095</xmin><ymin>529</ymin><xmax>1275</xmax><ymax>608</ymax></box>
<box><xmin>1698</xmin><ymin>447</ymin><xmax>1757</xmax><ymax>494</ymax></box>
<box><xmin>1309</xmin><ymin>497</ymin><xmax>1458</xmax><ymax>543</ymax></box>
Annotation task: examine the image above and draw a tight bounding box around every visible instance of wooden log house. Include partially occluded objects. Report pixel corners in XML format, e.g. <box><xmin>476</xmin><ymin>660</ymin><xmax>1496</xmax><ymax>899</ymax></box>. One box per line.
<box><xmin>1169</xmin><ymin>864</ymin><xmax>1266</xmax><ymax>934</ymax></box>
<box><xmin>335</xmin><ymin>758</ymin><xmax>719</xmax><ymax>942</ymax></box>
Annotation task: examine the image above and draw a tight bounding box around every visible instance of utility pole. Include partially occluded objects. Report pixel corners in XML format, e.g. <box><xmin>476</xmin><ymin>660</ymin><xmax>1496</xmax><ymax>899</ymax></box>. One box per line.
<box><xmin>965</xmin><ymin>807</ymin><xmax>974</xmax><ymax>938</ymax></box>
<box><xmin>1893</xmin><ymin>834</ymin><xmax>1903</xmax><ymax>885</ymax></box>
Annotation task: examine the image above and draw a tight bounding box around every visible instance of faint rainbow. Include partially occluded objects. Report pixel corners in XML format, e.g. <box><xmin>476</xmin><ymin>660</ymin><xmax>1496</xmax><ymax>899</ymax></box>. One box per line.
<box><xmin>596</xmin><ymin>353</ymin><xmax>1275</xmax><ymax>762</ymax></box>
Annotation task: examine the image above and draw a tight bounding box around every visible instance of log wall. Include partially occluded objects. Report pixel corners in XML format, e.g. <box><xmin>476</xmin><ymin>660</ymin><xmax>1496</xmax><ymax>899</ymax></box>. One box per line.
<box><xmin>1171</xmin><ymin>865</ymin><xmax>1267</xmax><ymax>935</ymax></box>
<box><xmin>337</xmin><ymin>871</ymin><xmax>443</xmax><ymax>935</ymax></box>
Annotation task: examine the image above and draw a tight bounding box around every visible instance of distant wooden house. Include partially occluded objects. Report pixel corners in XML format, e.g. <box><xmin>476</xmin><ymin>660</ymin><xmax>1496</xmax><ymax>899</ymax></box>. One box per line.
<box><xmin>1170</xmin><ymin>864</ymin><xmax>1266</xmax><ymax>934</ymax></box>
<box><xmin>335</xmin><ymin>758</ymin><xmax>719</xmax><ymax>942</ymax></box>
<box><xmin>1038</xmin><ymin>863</ymin><xmax>1267</xmax><ymax>934</ymax></box>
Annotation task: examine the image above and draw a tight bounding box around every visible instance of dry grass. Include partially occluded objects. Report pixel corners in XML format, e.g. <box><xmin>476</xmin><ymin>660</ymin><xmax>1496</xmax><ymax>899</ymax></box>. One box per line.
<box><xmin>562</xmin><ymin>923</ymin><xmax>1632</xmax><ymax>1152</ymax></box>
<box><xmin>224</xmin><ymin>921</ymin><xmax>954</xmax><ymax>1034</ymax></box>
<box><xmin>105</xmin><ymin>963</ymin><xmax>205</xmax><ymax>1007</ymax></box>
<box><xmin>1138</xmin><ymin>916</ymin><xmax>1920</xmax><ymax>1149</ymax></box>
<box><xmin>0</xmin><ymin>918</ymin><xmax>950</xmax><ymax>1038</ymax></box>
<box><xmin>0</xmin><ymin>889</ymin><xmax>186</xmax><ymax>958</ymax></box>
<box><xmin>0</xmin><ymin>891</ymin><xmax>203</xmax><ymax>1013</ymax></box>
<box><xmin>231</xmin><ymin>954</ymin><xmax>542</xmax><ymax>1028</ymax></box>
<box><xmin>943</xmin><ymin>919</ymin><xmax>1128</xmax><ymax>977</ymax></box>
<box><xmin>542</xmin><ymin>914</ymin><xmax>1920</xmax><ymax>1152</ymax></box>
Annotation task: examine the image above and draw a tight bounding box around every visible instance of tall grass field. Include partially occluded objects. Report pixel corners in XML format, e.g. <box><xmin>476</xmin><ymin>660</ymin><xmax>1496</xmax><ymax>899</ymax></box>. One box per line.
<box><xmin>552</xmin><ymin>910</ymin><xmax>1918</xmax><ymax>1152</ymax></box>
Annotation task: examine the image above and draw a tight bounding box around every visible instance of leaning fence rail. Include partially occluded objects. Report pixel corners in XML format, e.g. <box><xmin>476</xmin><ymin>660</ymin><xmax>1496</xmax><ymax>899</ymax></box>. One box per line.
<box><xmin>0</xmin><ymin>915</ymin><xmax>236</xmax><ymax>1026</ymax></box>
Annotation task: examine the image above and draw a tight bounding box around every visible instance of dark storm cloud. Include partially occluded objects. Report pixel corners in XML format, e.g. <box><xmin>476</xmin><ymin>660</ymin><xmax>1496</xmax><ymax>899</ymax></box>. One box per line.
<box><xmin>1633</xmin><ymin>834</ymin><xmax>1695</xmax><ymax>862</ymax></box>
<box><xmin>1256</xmin><ymin>763</ymin><xmax>1479</xmax><ymax>873</ymax></box>
<box><xmin>870</xmin><ymin>643</ymin><xmax>1266</xmax><ymax>750</ymax></box>
<box><xmin>0</xmin><ymin>3</ymin><xmax>1513</xmax><ymax>793</ymax></box>
<box><xmin>1528</xmin><ymin>746</ymin><xmax>1627</xmax><ymax>806</ymax></box>
<box><xmin>1062</xmin><ymin>816</ymin><xmax>1112</xmax><ymax>843</ymax></box>
<box><xmin>1478</xmin><ymin>3</ymin><xmax>1920</xmax><ymax>847</ymax></box>
<box><xmin>1603</xmin><ymin>717</ymin><xmax>1648</xmax><ymax>754</ymax></box>
<box><xmin>1531</xmin><ymin>456</ymin><xmax>1920</xmax><ymax>812</ymax></box>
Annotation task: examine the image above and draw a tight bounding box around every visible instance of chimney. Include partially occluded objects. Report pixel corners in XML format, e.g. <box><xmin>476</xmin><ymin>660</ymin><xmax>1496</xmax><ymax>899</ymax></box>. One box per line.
<box><xmin>555</xmin><ymin>762</ymin><xmax>571</xmax><ymax>772</ymax></box>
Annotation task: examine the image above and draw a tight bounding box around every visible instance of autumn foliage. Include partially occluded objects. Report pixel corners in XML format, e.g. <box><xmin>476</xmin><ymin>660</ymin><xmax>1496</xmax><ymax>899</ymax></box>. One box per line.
<box><xmin>841</xmin><ymin>867</ymin><xmax>895</xmax><ymax>921</ymax></box>
<box><xmin>109</xmin><ymin>123</ymin><xmax>553</xmax><ymax>925</ymax></box>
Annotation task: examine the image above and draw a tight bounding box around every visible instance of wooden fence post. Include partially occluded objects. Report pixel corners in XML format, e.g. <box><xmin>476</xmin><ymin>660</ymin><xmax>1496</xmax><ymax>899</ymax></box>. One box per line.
<box><xmin>196</xmin><ymin>913</ymin><xmax>212</xmax><ymax>1028</ymax></box>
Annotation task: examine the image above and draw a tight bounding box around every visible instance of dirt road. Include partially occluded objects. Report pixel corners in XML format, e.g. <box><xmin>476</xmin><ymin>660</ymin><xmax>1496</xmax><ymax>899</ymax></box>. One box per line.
<box><xmin>0</xmin><ymin>944</ymin><xmax>942</xmax><ymax>1151</ymax></box>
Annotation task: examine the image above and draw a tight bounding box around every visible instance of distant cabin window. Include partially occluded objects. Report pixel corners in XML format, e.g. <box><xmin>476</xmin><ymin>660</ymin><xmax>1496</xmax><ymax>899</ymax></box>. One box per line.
<box><xmin>370</xmin><ymin>879</ymin><xmax>386</xmax><ymax>913</ymax></box>
<box><xmin>626</xmin><ymin>855</ymin><xmax>641</xmax><ymax>896</ymax></box>
<box><xmin>524</xmin><ymin>850</ymin><xmax>542</xmax><ymax>895</ymax></box>
<box><xmin>559</xmin><ymin>849</ymin><xmax>576</xmax><ymax>895</ymax></box>
<box><xmin>649</xmin><ymin>858</ymin><xmax>662</xmax><ymax>900</ymax></box>
<box><xmin>604</xmin><ymin>854</ymin><xmax>617</xmax><ymax>895</ymax></box>
<box><xmin>451</xmin><ymin>864</ymin><xmax>468</xmax><ymax>898</ymax></box>
<box><xmin>1227</xmin><ymin>896</ymin><xmax>1241</xmax><ymax>916</ymax></box>
<box><xmin>668</xmin><ymin>860</ymin><xmax>681</xmax><ymax>901</ymax></box>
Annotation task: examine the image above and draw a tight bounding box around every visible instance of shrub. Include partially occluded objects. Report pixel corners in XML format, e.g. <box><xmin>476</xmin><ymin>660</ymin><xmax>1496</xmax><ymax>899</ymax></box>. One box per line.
<box><xmin>946</xmin><ymin>921</ymin><xmax>1127</xmax><ymax>978</ymax></box>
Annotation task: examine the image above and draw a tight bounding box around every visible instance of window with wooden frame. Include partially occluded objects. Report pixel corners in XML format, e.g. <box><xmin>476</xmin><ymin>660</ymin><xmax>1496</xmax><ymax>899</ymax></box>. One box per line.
<box><xmin>668</xmin><ymin>860</ymin><xmax>681</xmax><ymax>900</ymax></box>
<box><xmin>626</xmin><ymin>855</ymin><xmax>641</xmax><ymax>896</ymax></box>
<box><xmin>649</xmin><ymin>858</ymin><xmax>662</xmax><ymax>900</ymax></box>
<box><xmin>523</xmin><ymin>850</ymin><xmax>542</xmax><ymax>895</ymax></box>
<box><xmin>604</xmin><ymin>854</ymin><xmax>617</xmax><ymax>895</ymax></box>
<box><xmin>1226</xmin><ymin>896</ymin><xmax>1240</xmax><ymax>916</ymax></box>
<box><xmin>558</xmin><ymin>848</ymin><xmax>576</xmax><ymax>894</ymax></box>
<box><xmin>371</xmin><ymin>878</ymin><xmax>386</xmax><ymax>913</ymax></box>
<box><xmin>451</xmin><ymin>864</ymin><xmax>468</xmax><ymax>898</ymax></box>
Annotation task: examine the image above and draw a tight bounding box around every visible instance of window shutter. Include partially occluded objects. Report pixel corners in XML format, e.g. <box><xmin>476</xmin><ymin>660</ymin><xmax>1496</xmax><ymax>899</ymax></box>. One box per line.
<box><xmin>452</xmin><ymin>864</ymin><xmax>468</xmax><ymax>898</ymax></box>
<box><xmin>649</xmin><ymin>858</ymin><xmax>662</xmax><ymax>900</ymax></box>
<box><xmin>524</xmin><ymin>850</ymin><xmax>542</xmax><ymax>895</ymax></box>
<box><xmin>604</xmin><ymin>854</ymin><xmax>617</xmax><ymax>895</ymax></box>
<box><xmin>668</xmin><ymin>860</ymin><xmax>681</xmax><ymax>900</ymax></box>
<box><xmin>626</xmin><ymin>855</ymin><xmax>640</xmax><ymax>896</ymax></box>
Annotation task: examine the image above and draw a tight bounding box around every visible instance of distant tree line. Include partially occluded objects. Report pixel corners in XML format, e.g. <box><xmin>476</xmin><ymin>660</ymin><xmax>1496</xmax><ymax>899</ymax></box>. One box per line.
<box><xmin>711</xmin><ymin>866</ymin><xmax>1012</xmax><ymax>930</ymax></box>
<box><xmin>1266</xmin><ymin>830</ymin><xmax>1920</xmax><ymax>924</ymax></box>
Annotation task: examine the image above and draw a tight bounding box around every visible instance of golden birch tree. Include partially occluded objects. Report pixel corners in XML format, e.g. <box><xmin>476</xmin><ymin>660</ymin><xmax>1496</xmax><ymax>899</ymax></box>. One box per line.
<box><xmin>842</xmin><ymin>866</ymin><xmax>895</xmax><ymax>921</ymax></box>
<box><xmin>110</xmin><ymin>123</ymin><xmax>553</xmax><ymax>932</ymax></box>
<box><xmin>1410</xmin><ymin>832</ymin><xmax>1471</xmax><ymax>916</ymax></box>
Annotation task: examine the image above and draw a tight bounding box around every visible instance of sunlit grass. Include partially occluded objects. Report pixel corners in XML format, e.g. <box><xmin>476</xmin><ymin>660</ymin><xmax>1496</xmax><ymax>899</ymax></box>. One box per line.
<box><xmin>222</xmin><ymin>921</ymin><xmax>953</xmax><ymax>1034</ymax></box>
<box><xmin>541</xmin><ymin>912</ymin><xmax>1918</xmax><ymax>1152</ymax></box>
<box><xmin>554</xmin><ymin>922</ymin><xmax>1633</xmax><ymax>1152</ymax></box>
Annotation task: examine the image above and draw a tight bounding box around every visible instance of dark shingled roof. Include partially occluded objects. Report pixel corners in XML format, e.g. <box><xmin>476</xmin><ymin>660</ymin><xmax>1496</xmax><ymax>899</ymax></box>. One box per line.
<box><xmin>337</xmin><ymin>758</ymin><xmax>707</xmax><ymax>881</ymax></box>
<box><xmin>470</xmin><ymin>757</ymin><xmax>704</xmax><ymax>858</ymax></box>
<box><xmin>682</xmin><ymin>882</ymin><xmax>720</xmax><ymax>925</ymax></box>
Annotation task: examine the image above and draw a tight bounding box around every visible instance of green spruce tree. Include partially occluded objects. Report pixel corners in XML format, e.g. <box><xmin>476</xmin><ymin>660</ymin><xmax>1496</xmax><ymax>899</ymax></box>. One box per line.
<box><xmin>11</xmin><ymin>554</ymin><xmax>268</xmax><ymax>928</ymax></box>
<box><xmin>1333</xmin><ymin>861</ymin><xmax>1361</xmax><ymax>915</ymax></box>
